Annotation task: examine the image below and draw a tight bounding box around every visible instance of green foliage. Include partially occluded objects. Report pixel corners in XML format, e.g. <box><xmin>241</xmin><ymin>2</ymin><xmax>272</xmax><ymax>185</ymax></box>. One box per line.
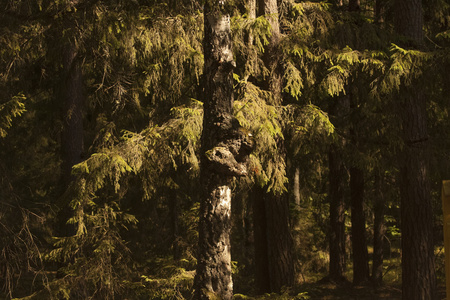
<box><xmin>234</xmin><ymin>80</ymin><xmax>287</xmax><ymax>193</ymax></box>
<box><xmin>0</xmin><ymin>94</ymin><xmax>26</xmax><ymax>138</ymax></box>
<box><xmin>2</xmin><ymin>0</ymin><xmax>450</xmax><ymax>298</ymax></box>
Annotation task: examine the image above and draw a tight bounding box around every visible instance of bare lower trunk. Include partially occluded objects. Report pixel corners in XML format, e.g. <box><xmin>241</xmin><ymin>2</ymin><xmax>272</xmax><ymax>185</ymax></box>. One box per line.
<box><xmin>394</xmin><ymin>0</ymin><xmax>436</xmax><ymax>297</ymax></box>
<box><xmin>328</xmin><ymin>145</ymin><xmax>347</xmax><ymax>281</ymax></box>
<box><xmin>350</xmin><ymin>167</ymin><xmax>369</xmax><ymax>285</ymax></box>
<box><xmin>372</xmin><ymin>172</ymin><xmax>385</xmax><ymax>286</ymax></box>
<box><xmin>252</xmin><ymin>186</ymin><xmax>271</xmax><ymax>294</ymax></box>
<box><xmin>195</xmin><ymin>181</ymin><xmax>233</xmax><ymax>299</ymax></box>
<box><xmin>399</xmin><ymin>90</ymin><xmax>436</xmax><ymax>300</ymax></box>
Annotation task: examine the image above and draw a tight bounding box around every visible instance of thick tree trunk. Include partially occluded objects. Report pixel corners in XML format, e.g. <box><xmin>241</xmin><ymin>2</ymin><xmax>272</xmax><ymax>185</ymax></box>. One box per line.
<box><xmin>194</xmin><ymin>1</ymin><xmax>253</xmax><ymax>298</ymax></box>
<box><xmin>394</xmin><ymin>0</ymin><xmax>436</xmax><ymax>298</ymax></box>
<box><xmin>328</xmin><ymin>145</ymin><xmax>347</xmax><ymax>282</ymax></box>
<box><xmin>253</xmin><ymin>0</ymin><xmax>294</xmax><ymax>293</ymax></box>
<box><xmin>350</xmin><ymin>167</ymin><xmax>369</xmax><ymax>285</ymax></box>
<box><xmin>372</xmin><ymin>171</ymin><xmax>385</xmax><ymax>286</ymax></box>
<box><xmin>265</xmin><ymin>191</ymin><xmax>295</xmax><ymax>291</ymax></box>
<box><xmin>252</xmin><ymin>186</ymin><xmax>271</xmax><ymax>294</ymax></box>
<box><xmin>399</xmin><ymin>90</ymin><xmax>436</xmax><ymax>299</ymax></box>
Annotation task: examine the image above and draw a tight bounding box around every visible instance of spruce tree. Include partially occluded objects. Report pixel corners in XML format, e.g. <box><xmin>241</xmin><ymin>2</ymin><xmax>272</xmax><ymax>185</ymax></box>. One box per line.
<box><xmin>194</xmin><ymin>0</ymin><xmax>253</xmax><ymax>298</ymax></box>
<box><xmin>394</xmin><ymin>0</ymin><xmax>437</xmax><ymax>297</ymax></box>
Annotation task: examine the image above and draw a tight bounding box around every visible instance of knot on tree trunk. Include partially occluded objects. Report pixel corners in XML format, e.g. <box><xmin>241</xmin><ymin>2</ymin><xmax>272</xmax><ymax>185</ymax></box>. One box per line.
<box><xmin>205</xmin><ymin>115</ymin><xmax>255</xmax><ymax>177</ymax></box>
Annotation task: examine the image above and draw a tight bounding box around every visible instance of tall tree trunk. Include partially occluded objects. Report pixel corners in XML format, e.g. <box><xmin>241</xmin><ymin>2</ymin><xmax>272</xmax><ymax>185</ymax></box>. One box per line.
<box><xmin>327</xmin><ymin>90</ymin><xmax>349</xmax><ymax>283</ymax></box>
<box><xmin>61</xmin><ymin>45</ymin><xmax>83</xmax><ymax>188</ymax></box>
<box><xmin>328</xmin><ymin>144</ymin><xmax>347</xmax><ymax>282</ymax></box>
<box><xmin>394</xmin><ymin>0</ymin><xmax>436</xmax><ymax>298</ymax></box>
<box><xmin>350</xmin><ymin>167</ymin><xmax>369</xmax><ymax>285</ymax></box>
<box><xmin>349</xmin><ymin>84</ymin><xmax>369</xmax><ymax>285</ymax></box>
<box><xmin>58</xmin><ymin>40</ymin><xmax>84</xmax><ymax>240</ymax></box>
<box><xmin>372</xmin><ymin>171</ymin><xmax>385</xmax><ymax>286</ymax></box>
<box><xmin>194</xmin><ymin>1</ymin><xmax>252</xmax><ymax>298</ymax></box>
<box><xmin>253</xmin><ymin>0</ymin><xmax>294</xmax><ymax>292</ymax></box>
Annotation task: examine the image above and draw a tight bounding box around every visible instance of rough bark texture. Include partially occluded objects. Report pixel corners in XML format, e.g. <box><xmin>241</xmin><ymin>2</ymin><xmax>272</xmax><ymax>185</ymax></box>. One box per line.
<box><xmin>394</xmin><ymin>0</ymin><xmax>436</xmax><ymax>298</ymax></box>
<box><xmin>194</xmin><ymin>1</ymin><xmax>253</xmax><ymax>299</ymax></box>
<box><xmin>265</xmin><ymin>191</ymin><xmax>295</xmax><ymax>291</ymax></box>
<box><xmin>394</xmin><ymin>0</ymin><xmax>423</xmax><ymax>43</ymax></box>
<box><xmin>399</xmin><ymin>90</ymin><xmax>436</xmax><ymax>300</ymax></box>
<box><xmin>350</xmin><ymin>167</ymin><xmax>369</xmax><ymax>285</ymax></box>
<box><xmin>372</xmin><ymin>172</ymin><xmax>385</xmax><ymax>286</ymax></box>
<box><xmin>252</xmin><ymin>0</ymin><xmax>294</xmax><ymax>293</ymax></box>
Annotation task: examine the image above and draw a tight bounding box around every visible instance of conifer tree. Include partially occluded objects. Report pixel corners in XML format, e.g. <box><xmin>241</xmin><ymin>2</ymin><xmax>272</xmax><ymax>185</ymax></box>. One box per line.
<box><xmin>194</xmin><ymin>0</ymin><xmax>253</xmax><ymax>298</ymax></box>
<box><xmin>251</xmin><ymin>0</ymin><xmax>294</xmax><ymax>293</ymax></box>
<box><xmin>394</xmin><ymin>0</ymin><xmax>437</xmax><ymax>298</ymax></box>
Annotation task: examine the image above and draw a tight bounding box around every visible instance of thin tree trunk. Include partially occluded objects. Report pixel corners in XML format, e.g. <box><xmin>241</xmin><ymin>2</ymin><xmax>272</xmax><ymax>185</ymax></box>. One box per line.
<box><xmin>168</xmin><ymin>189</ymin><xmax>181</xmax><ymax>260</ymax></box>
<box><xmin>328</xmin><ymin>144</ymin><xmax>347</xmax><ymax>282</ymax></box>
<box><xmin>350</xmin><ymin>167</ymin><xmax>369</xmax><ymax>285</ymax></box>
<box><xmin>61</xmin><ymin>46</ymin><xmax>83</xmax><ymax>188</ymax></box>
<box><xmin>294</xmin><ymin>167</ymin><xmax>301</xmax><ymax>206</ymax></box>
<box><xmin>349</xmin><ymin>83</ymin><xmax>369</xmax><ymax>285</ymax></box>
<box><xmin>372</xmin><ymin>171</ymin><xmax>385</xmax><ymax>286</ymax></box>
<box><xmin>57</xmin><ymin>40</ymin><xmax>84</xmax><ymax>240</ymax></box>
<box><xmin>194</xmin><ymin>1</ymin><xmax>252</xmax><ymax>298</ymax></box>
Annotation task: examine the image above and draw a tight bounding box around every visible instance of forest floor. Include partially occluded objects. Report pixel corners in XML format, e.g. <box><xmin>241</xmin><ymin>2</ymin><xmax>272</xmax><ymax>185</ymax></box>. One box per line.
<box><xmin>297</xmin><ymin>282</ymin><xmax>446</xmax><ymax>299</ymax></box>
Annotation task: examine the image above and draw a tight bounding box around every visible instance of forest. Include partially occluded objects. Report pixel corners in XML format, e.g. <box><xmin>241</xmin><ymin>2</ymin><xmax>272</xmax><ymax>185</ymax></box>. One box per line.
<box><xmin>1</xmin><ymin>0</ymin><xmax>450</xmax><ymax>299</ymax></box>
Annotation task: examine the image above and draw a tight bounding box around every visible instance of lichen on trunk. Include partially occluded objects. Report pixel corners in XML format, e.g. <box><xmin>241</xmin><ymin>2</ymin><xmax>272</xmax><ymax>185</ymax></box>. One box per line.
<box><xmin>194</xmin><ymin>1</ymin><xmax>253</xmax><ymax>299</ymax></box>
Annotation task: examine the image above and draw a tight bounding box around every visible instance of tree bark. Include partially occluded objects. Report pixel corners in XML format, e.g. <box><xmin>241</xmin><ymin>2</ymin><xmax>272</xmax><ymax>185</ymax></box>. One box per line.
<box><xmin>194</xmin><ymin>1</ymin><xmax>253</xmax><ymax>298</ymax></box>
<box><xmin>349</xmin><ymin>84</ymin><xmax>369</xmax><ymax>285</ymax></box>
<box><xmin>58</xmin><ymin>34</ymin><xmax>84</xmax><ymax>239</ymax></box>
<box><xmin>252</xmin><ymin>0</ymin><xmax>294</xmax><ymax>293</ymax></box>
<box><xmin>328</xmin><ymin>144</ymin><xmax>347</xmax><ymax>282</ymax></box>
<box><xmin>399</xmin><ymin>90</ymin><xmax>436</xmax><ymax>299</ymax></box>
<box><xmin>61</xmin><ymin>45</ymin><xmax>83</xmax><ymax>188</ymax></box>
<box><xmin>252</xmin><ymin>186</ymin><xmax>271</xmax><ymax>294</ymax></box>
<box><xmin>372</xmin><ymin>171</ymin><xmax>385</xmax><ymax>286</ymax></box>
<box><xmin>350</xmin><ymin>167</ymin><xmax>369</xmax><ymax>285</ymax></box>
<box><xmin>394</xmin><ymin>0</ymin><xmax>436</xmax><ymax>298</ymax></box>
